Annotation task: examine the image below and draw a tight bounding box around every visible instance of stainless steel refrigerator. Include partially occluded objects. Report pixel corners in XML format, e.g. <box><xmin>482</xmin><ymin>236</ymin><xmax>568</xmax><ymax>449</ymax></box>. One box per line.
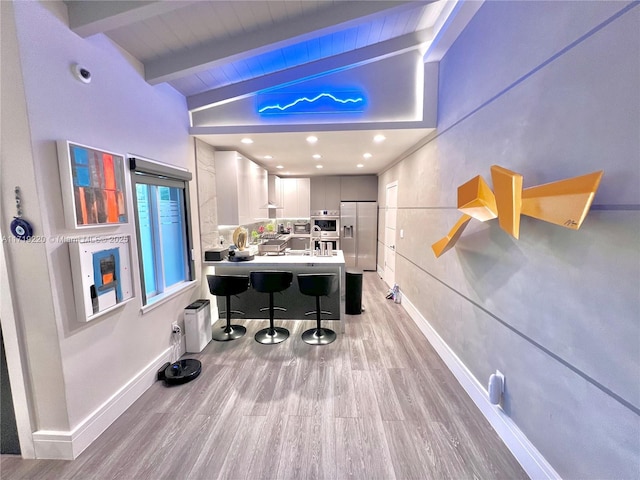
<box><xmin>340</xmin><ymin>202</ymin><xmax>377</xmax><ymax>270</ymax></box>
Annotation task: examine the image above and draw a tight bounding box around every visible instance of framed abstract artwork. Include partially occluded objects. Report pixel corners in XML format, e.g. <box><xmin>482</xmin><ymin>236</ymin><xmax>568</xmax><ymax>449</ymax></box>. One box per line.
<box><xmin>57</xmin><ymin>140</ymin><xmax>128</xmax><ymax>229</ymax></box>
<box><xmin>68</xmin><ymin>235</ymin><xmax>134</xmax><ymax>322</ymax></box>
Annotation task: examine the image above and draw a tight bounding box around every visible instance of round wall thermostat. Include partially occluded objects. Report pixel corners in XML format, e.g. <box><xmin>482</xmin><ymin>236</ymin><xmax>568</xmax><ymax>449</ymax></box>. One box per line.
<box><xmin>10</xmin><ymin>217</ymin><xmax>34</xmax><ymax>240</ymax></box>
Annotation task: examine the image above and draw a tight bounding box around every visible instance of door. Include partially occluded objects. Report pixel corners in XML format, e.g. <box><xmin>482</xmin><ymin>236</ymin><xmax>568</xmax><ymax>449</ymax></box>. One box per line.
<box><xmin>340</xmin><ymin>202</ymin><xmax>357</xmax><ymax>268</ymax></box>
<box><xmin>383</xmin><ymin>182</ymin><xmax>398</xmax><ymax>288</ymax></box>
<box><xmin>356</xmin><ymin>202</ymin><xmax>377</xmax><ymax>271</ymax></box>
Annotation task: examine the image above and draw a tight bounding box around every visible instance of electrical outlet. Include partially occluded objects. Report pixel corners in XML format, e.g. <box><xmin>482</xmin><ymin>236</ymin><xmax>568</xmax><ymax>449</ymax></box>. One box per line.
<box><xmin>172</xmin><ymin>322</ymin><xmax>181</xmax><ymax>334</ymax></box>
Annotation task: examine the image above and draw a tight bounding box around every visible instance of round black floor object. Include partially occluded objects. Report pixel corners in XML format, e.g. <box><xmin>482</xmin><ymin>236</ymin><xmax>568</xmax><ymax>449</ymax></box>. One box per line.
<box><xmin>164</xmin><ymin>359</ymin><xmax>201</xmax><ymax>385</ymax></box>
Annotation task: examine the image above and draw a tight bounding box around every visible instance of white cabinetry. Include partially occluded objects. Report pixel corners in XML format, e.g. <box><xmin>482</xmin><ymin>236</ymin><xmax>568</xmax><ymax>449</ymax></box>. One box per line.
<box><xmin>249</xmin><ymin>161</ymin><xmax>268</xmax><ymax>220</ymax></box>
<box><xmin>214</xmin><ymin>151</ymin><xmax>268</xmax><ymax>225</ymax></box>
<box><xmin>280</xmin><ymin>177</ymin><xmax>310</xmax><ymax>218</ymax></box>
<box><xmin>268</xmin><ymin>174</ymin><xmax>283</xmax><ymax>207</ymax></box>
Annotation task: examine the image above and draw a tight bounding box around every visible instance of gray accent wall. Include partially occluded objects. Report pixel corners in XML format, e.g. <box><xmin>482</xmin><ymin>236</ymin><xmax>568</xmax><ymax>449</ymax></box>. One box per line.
<box><xmin>378</xmin><ymin>2</ymin><xmax>640</xmax><ymax>478</ymax></box>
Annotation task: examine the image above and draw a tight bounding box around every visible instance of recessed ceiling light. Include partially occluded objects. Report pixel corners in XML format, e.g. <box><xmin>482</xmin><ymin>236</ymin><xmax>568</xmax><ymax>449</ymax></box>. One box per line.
<box><xmin>363</xmin><ymin>153</ymin><xmax>372</xmax><ymax>159</ymax></box>
<box><xmin>306</xmin><ymin>135</ymin><xmax>318</xmax><ymax>144</ymax></box>
<box><xmin>264</xmin><ymin>155</ymin><xmax>273</xmax><ymax>160</ymax></box>
<box><xmin>276</xmin><ymin>165</ymin><xmax>284</xmax><ymax>169</ymax></box>
<box><xmin>241</xmin><ymin>137</ymin><xmax>253</xmax><ymax>144</ymax></box>
<box><xmin>316</xmin><ymin>165</ymin><xmax>323</xmax><ymax>169</ymax></box>
<box><xmin>357</xmin><ymin>164</ymin><xmax>364</xmax><ymax>168</ymax></box>
<box><xmin>312</xmin><ymin>154</ymin><xmax>322</xmax><ymax>159</ymax></box>
<box><xmin>373</xmin><ymin>134</ymin><xmax>386</xmax><ymax>143</ymax></box>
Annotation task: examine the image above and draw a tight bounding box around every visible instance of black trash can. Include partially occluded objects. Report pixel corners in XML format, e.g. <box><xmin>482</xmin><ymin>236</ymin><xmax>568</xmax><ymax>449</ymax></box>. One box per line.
<box><xmin>345</xmin><ymin>268</ymin><xmax>363</xmax><ymax>315</ymax></box>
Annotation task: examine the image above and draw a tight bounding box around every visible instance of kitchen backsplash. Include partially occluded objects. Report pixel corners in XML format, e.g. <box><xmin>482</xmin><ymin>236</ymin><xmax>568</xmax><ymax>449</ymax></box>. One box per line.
<box><xmin>218</xmin><ymin>218</ymin><xmax>309</xmax><ymax>246</ymax></box>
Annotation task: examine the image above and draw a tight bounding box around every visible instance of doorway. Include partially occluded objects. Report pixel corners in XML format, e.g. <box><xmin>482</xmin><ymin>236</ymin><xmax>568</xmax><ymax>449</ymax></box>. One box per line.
<box><xmin>383</xmin><ymin>181</ymin><xmax>398</xmax><ymax>288</ymax></box>
<box><xmin>1</xmin><ymin>326</ymin><xmax>20</xmax><ymax>454</ymax></box>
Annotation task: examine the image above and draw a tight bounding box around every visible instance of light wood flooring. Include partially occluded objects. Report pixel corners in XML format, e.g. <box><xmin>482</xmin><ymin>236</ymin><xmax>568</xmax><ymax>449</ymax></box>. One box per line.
<box><xmin>1</xmin><ymin>272</ymin><xmax>528</xmax><ymax>480</ymax></box>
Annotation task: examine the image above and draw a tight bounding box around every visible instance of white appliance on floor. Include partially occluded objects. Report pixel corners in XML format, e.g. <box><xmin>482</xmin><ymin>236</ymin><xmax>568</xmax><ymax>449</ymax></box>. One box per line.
<box><xmin>184</xmin><ymin>299</ymin><xmax>212</xmax><ymax>353</ymax></box>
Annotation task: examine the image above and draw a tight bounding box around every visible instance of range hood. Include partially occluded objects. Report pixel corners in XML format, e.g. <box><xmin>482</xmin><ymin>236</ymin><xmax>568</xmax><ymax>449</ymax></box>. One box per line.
<box><xmin>262</xmin><ymin>200</ymin><xmax>281</xmax><ymax>209</ymax></box>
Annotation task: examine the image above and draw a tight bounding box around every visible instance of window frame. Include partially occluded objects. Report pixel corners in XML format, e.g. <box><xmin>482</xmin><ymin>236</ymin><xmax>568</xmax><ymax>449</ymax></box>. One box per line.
<box><xmin>129</xmin><ymin>156</ymin><xmax>195</xmax><ymax>306</ymax></box>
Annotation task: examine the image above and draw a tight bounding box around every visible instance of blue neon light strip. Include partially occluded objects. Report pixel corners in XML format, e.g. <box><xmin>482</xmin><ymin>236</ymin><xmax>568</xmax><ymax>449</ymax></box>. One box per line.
<box><xmin>258</xmin><ymin>93</ymin><xmax>364</xmax><ymax>113</ymax></box>
<box><xmin>257</xmin><ymin>90</ymin><xmax>366</xmax><ymax>115</ymax></box>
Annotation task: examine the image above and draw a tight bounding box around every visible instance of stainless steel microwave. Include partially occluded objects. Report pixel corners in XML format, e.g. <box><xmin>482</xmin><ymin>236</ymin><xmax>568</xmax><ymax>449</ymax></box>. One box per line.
<box><xmin>293</xmin><ymin>222</ymin><xmax>310</xmax><ymax>234</ymax></box>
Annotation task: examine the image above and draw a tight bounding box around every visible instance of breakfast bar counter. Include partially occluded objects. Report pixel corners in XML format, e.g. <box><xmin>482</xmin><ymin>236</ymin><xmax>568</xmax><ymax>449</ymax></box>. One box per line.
<box><xmin>204</xmin><ymin>251</ymin><xmax>346</xmax><ymax>333</ymax></box>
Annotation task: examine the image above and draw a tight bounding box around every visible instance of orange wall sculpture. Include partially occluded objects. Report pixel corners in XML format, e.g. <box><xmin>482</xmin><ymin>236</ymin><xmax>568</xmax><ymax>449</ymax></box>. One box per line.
<box><xmin>431</xmin><ymin>166</ymin><xmax>603</xmax><ymax>258</ymax></box>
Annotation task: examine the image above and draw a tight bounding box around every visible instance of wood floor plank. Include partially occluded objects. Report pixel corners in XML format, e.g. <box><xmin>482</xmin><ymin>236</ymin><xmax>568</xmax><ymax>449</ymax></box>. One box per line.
<box><xmin>216</xmin><ymin>415</ymin><xmax>267</xmax><ymax>480</ymax></box>
<box><xmin>275</xmin><ymin>415</ymin><xmax>312</xmax><ymax>479</ymax></box>
<box><xmin>387</xmin><ymin>367</ymin><xmax>438</xmax><ymax>424</ymax></box>
<box><xmin>129</xmin><ymin>413</ymin><xmax>215</xmax><ymax>480</ymax></box>
<box><xmin>332</xmin><ymin>362</ymin><xmax>359</xmax><ymax>418</ymax></box>
<box><xmin>348</xmin><ymin>338</ymin><xmax>369</xmax><ymax>370</ymax></box>
<box><xmin>244</xmin><ymin>413</ymin><xmax>289</xmax><ymax>480</ymax></box>
<box><xmin>243</xmin><ymin>363</ymin><xmax>283</xmax><ymax>416</ymax></box>
<box><xmin>334</xmin><ymin>417</ymin><xmax>368</xmax><ymax>478</ymax></box>
<box><xmin>368</xmin><ymin>367</ymin><xmax>405</xmax><ymax>421</ymax></box>
<box><xmin>335</xmin><ymin>416</ymin><xmax>397</xmax><ymax>480</ymax></box>
<box><xmin>351</xmin><ymin>369</ymin><xmax>383</xmax><ymax>418</ymax></box>
<box><xmin>184</xmin><ymin>413</ymin><xmax>241</xmax><ymax>479</ymax></box>
<box><xmin>0</xmin><ymin>272</ymin><xmax>529</xmax><ymax>480</ymax></box>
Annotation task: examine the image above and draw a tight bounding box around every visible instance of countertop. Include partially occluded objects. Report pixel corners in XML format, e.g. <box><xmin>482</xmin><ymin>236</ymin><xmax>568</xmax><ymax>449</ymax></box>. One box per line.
<box><xmin>204</xmin><ymin>250</ymin><xmax>345</xmax><ymax>266</ymax></box>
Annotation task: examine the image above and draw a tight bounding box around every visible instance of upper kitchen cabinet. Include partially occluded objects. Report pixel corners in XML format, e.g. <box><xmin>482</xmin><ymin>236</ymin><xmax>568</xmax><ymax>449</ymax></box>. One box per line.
<box><xmin>310</xmin><ymin>176</ymin><xmax>341</xmax><ymax>210</ymax></box>
<box><xmin>249</xmin><ymin>161</ymin><xmax>268</xmax><ymax>221</ymax></box>
<box><xmin>280</xmin><ymin>177</ymin><xmax>310</xmax><ymax>218</ymax></box>
<box><xmin>214</xmin><ymin>151</ymin><xmax>267</xmax><ymax>225</ymax></box>
<box><xmin>268</xmin><ymin>174</ymin><xmax>283</xmax><ymax>208</ymax></box>
<box><xmin>340</xmin><ymin>175</ymin><xmax>378</xmax><ymax>202</ymax></box>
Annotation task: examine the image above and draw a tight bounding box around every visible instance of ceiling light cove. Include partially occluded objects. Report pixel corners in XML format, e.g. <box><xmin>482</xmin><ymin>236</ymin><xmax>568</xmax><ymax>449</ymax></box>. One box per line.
<box><xmin>257</xmin><ymin>90</ymin><xmax>366</xmax><ymax>116</ymax></box>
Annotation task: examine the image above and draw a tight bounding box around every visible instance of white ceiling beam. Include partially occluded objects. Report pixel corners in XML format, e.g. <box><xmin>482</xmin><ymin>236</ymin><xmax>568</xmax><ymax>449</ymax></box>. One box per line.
<box><xmin>187</xmin><ymin>28</ymin><xmax>433</xmax><ymax>111</ymax></box>
<box><xmin>145</xmin><ymin>1</ymin><xmax>427</xmax><ymax>85</ymax></box>
<box><xmin>190</xmin><ymin>121</ymin><xmax>435</xmax><ymax>136</ymax></box>
<box><xmin>65</xmin><ymin>0</ymin><xmax>194</xmax><ymax>38</ymax></box>
<box><xmin>423</xmin><ymin>0</ymin><xmax>485</xmax><ymax>62</ymax></box>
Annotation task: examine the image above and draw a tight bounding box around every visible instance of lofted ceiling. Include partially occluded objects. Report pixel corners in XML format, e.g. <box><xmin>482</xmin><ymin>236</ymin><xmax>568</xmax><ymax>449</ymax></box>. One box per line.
<box><xmin>64</xmin><ymin>0</ymin><xmax>481</xmax><ymax>175</ymax></box>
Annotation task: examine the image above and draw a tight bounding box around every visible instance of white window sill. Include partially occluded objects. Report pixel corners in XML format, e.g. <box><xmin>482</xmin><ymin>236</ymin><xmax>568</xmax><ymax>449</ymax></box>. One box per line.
<box><xmin>140</xmin><ymin>280</ymin><xmax>199</xmax><ymax>315</ymax></box>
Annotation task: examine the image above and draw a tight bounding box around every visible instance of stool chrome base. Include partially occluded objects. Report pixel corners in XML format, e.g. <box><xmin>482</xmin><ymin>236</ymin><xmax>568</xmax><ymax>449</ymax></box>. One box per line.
<box><xmin>212</xmin><ymin>324</ymin><xmax>246</xmax><ymax>342</ymax></box>
<box><xmin>302</xmin><ymin>327</ymin><xmax>336</xmax><ymax>346</ymax></box>
<box><xmin>255</xmin><ymin>326</ymin><xmax>289</xmax><ymax>345</ymax></box>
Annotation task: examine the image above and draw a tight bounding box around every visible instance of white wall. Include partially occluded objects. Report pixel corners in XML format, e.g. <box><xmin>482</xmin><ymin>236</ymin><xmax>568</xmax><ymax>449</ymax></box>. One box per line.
<box><xmin>2</xmin><ymin>0</ymin><xmax>202</xmax><ymax>458</ymax></box>
<box><xmin>379</xmin><ymin>1</ymin><xmax>639</xmax><ymax>478</ymax></box>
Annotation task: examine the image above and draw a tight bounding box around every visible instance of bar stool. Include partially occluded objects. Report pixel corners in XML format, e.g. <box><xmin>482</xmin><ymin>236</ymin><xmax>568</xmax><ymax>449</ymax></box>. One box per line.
<box><xmin>250</xmin><ymin>271</ymin><xmax>293</xmax><ymax>345</ymax></box>
<box><xmin>298</xmin><ymin>273</ymin><xmax>338</xmax><ymax>346</ymax></box>
<box><xmin>206</xmin><ymin>274</ymin><xmax>249</xmax><ymax>341</ymax></box>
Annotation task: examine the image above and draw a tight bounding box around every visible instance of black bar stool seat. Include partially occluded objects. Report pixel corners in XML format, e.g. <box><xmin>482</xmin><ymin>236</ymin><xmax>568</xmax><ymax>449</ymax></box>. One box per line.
<box><xmin>250</xmin><ymin>270</ymin><xmax>293</xmax><ymax>345</ymax></box>
<box><xmin>207</xmin><ymin>274</ymin><xmax>249</xmax><ymax>341</ymax></box>
<box><xmin>298</xmin><ymin>273</ymin><xmax>338</xmax><ymax>346</ymax></box>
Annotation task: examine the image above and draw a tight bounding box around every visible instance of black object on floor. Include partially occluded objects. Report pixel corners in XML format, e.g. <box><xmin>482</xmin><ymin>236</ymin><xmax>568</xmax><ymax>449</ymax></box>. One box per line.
<box><xmin>345</xmin><ymin>268</ymin><xmax>363</xmax><ymax>314</ymax></box>
<box><xmin>163</xmin><ymin>359</ymin><xmax>202</xmax><ymax>385</ymax></box>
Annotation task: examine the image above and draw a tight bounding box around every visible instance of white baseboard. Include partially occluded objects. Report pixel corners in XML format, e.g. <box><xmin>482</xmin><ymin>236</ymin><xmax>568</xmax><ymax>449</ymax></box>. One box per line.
<box><xmin>401</xmin><ymin>293</ymin><xmax>560</xmax><ymax>480</ymax></box>
<box><xmin>32</xmin><ymin>342</ymin><xmax>182</xmax><ymax>460</ymax></box>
